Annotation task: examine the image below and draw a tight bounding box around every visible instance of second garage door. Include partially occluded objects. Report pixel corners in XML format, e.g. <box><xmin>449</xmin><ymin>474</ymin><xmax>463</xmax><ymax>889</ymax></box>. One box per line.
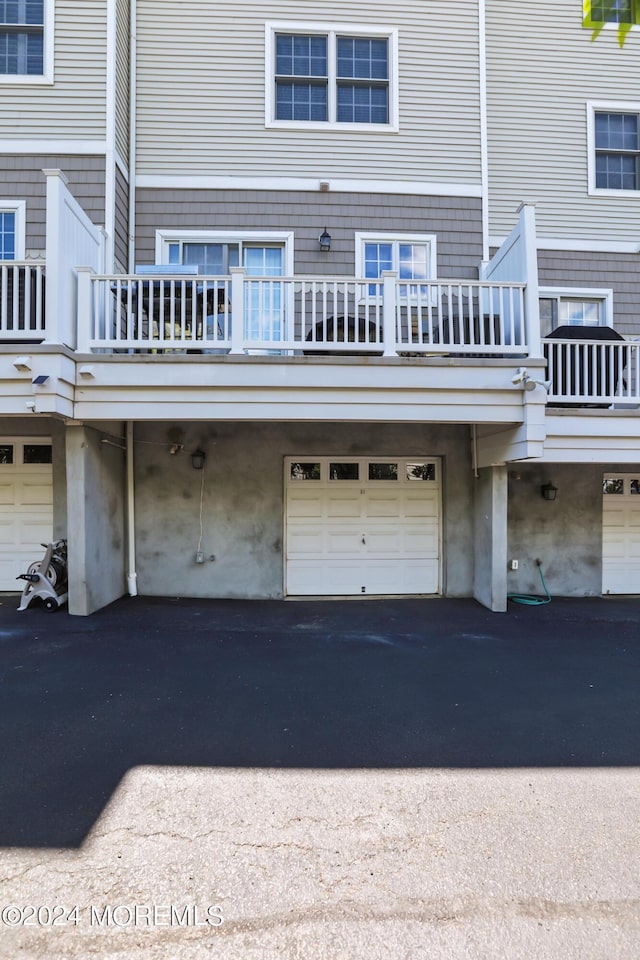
<box><xmin>0</xmin><ymin>439</ymin><xmax>53</xmax><ymax>591</ymax></box>
<box><xmin>285</xmin><ymin>457</ymin><xmax>441</xmax><ymax>596</ymax></box>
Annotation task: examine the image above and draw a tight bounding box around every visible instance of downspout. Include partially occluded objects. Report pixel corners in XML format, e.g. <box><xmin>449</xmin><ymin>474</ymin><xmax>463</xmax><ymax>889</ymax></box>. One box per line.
<box><xmin>478</xmin><ymin>0</ymin><xmax>489</xmax><ymax>264</ymax></box>
<box><xmin>128</xmin><ymin>0</ymin><xmax>137</xmax><ymax>271</ymax></box>
<box><xmin>126</xmin><ymin>420</ymin><xmax>138</xmax><ymax>596</ymax></box>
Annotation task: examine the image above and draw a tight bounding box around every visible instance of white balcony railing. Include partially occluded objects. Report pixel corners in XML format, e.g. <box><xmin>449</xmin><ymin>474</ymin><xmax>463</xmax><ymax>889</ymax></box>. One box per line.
<box><xmin>79</xmin><ymin>270</ymin><xmax>529</xmax><ymax>357</ymax></box>
<box><xmin>0</xmin><ymin>263</ymin><xmax>46</xmax><ymax>340</ymax></box>
<box><xmin>543</xmin><ymin>337</ymin><xmax>640</xmax><ymax>406</ymax></box>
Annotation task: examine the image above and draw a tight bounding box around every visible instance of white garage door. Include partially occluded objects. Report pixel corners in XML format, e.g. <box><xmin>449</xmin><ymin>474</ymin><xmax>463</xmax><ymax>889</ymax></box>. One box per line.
<box><xmin>603</xmin><ymin>474</ymin><xmax>640</xmax><ymax>594</ymax></box>
<box><xmin>285</xmin><ymin>457</ymin><xmax>441</xmax><ymax>596</ymax></box>
<box><xmin>0</xmin><ymin>439</ymin><xmax>53</xmax><ymax>591</ymax></box>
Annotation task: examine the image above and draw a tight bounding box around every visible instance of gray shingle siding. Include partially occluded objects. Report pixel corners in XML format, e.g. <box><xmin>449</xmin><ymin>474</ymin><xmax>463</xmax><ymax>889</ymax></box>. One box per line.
<box><xmin>134</xmin><ymin>190</ymin><xmax>483</xmax><ymax>278</ymax></box>
<box><xmin>1</xmin><ymin>156</ymin><xmax>106</xmax><ymax>254</ymax></box>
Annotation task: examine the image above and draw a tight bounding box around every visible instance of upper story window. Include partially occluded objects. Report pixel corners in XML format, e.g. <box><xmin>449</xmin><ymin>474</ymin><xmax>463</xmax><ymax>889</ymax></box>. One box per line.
<box><xmin>596</xmin><ymin>112</ymin><xmax>639</xmax><ymax>188</ymax></box>
<box><xmin>588</xmin><ymin>0</ymin><xmax>635</xmax><ymax>22</ymax></box>
<box><xmin>0</xmin><ymin>201</ymin><xmax>25</xmax><ymax>259</ymax></box>
<box><xmin>266</xmin><ymin>23</ymin><xmax>398</xmax><ymax>131</ymax></box>
<box><xmin>355</xmin><ymin>233</ymin><xmax>437</xmax><ymax>297</ymax></box>
<box><xmin>0</xmin><ymin>0</ymin><xmax>52</xmax><ymax>82</ymax></box>
<box><xmin>588</xmin><ymin>103</ymin><xmax>640</xmax><ymax>193</ymax></box>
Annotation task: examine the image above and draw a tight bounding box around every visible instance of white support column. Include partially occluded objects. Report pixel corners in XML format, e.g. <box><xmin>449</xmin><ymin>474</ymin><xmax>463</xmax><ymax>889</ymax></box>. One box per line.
<box><xmin>229</xmin><ymin>267</ymin><xmax>245</xmax><ymax>355</ymax></box>
<box><xmin>76</xmin><ymin>266</ymin><xmax>95</xmax><ymax>354</ymax></box>
<box><xmin>381</xmin><ymin>270</ymin><xmax>398</xmax><ymax>357</ymax></box>
<box><xmin>517</xmin><ymin>201</ymin><xmax>541</xmax><ymax>359</ymax></box>
<box><xmin>43</xmin><ymin>168</ymin><xmax>69</xmax><ymax>346</ymax></box>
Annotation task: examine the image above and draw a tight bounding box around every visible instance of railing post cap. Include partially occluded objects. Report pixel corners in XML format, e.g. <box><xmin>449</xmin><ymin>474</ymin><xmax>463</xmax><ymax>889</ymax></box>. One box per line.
<box><xmin>229</xmin><ymin>266</ymin><xmax>246</xmax><ymax>275</ymax></box>
<box><xmin>42</xmin><ymin>168</ymin><xmax>70</xmax><ymax>186</ymax></box>
<box><xmin>76</xmin><ymin>265</ymin><xmax>97</xmax><ymax>275</ymax></box>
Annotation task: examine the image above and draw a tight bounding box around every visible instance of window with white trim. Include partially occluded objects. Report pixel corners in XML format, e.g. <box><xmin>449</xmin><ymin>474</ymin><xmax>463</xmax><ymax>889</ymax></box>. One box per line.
<box><xmin>266</xmin><ymin>23</ymin><xmax>397</xmax><ymax>130</ymax></box>
<box><xmin>588</xmin><ymin>0</ymin><xmax>636</xmax><ymax>23</ymax></box>
<box><xmin>356</xmin><ymin>233</ymin><xmax>437</xmax><ymax>297</ymax></box>
<box><xmin>539</xmin><ymin>288</ymin><xmax>613</xmax><ymax>336</ymax></box>
<box><xmin>595</xmin><ymin>111</ymin><xmax>640</xmax><ymax>189</ymax></box>
<box><xmin>0</xmin><ymin>201</ymin><xmax>25</xmax><ymax>260</ymax></box>
<box><xmin>0</xmin><ymin>0</ymin><xmax>51</xmax><ymax>80</ymax></box>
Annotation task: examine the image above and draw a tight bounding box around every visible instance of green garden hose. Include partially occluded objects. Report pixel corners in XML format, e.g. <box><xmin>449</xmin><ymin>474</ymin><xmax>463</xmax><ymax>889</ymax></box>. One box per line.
<box><xmin>507</xmin><ymin>559</ymin><xmax>552</xmax><ymax>606</ymax></box>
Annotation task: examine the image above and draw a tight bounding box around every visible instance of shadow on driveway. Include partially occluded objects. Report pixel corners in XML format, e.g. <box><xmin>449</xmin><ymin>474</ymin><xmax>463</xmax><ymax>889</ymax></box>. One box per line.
<box><xmin>0</xmin><ymin>595</ymin><xmax>638</xmax><ymax>848</ymax></box>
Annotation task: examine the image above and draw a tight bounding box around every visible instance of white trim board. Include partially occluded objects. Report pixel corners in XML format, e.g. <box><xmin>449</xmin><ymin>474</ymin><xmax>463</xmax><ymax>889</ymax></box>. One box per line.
<box><xmin>0</xmin><ymin>140</ymin><xmax>108</xmax><ymax>155</ymax></box>
<box><xmin>490</xmin><ymin>236</ymin><xmax>640</xmax><ymax>254</ymax></box>
<box><xmin>137</xmin><ymin>176</ymin><xmax>482</xmax><ymax>198</ymax></box>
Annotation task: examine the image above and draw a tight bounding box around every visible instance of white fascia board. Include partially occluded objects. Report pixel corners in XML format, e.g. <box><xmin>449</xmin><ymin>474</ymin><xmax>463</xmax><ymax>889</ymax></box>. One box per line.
<box><xmin>490</xmin><ymin>235</ymin><xmax>640</xmax><ymax>254</ymax></box>
<box><xmin>137</xmin><ymin>175</ymin><xmax>482</xmax><ymax>198</ymax></box>
<box><xmin>0</xmin><ymin>140</ymin><xmax>108</xmax><ymax>155</ymax></box>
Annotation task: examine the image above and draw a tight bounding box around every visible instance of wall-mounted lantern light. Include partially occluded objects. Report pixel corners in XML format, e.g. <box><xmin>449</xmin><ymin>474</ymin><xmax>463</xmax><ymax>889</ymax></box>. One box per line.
<box><xmin>318</xmin><ymin>228</ymin><xmax>331</xmax><ymax>252</ymax></box>
<box><xmin>191</xmin><ymin>449</ymin><xmax>206</xmax><ymax>470</ymax></box>
<box><xmin>541</xmin><ymin>482</ymin><xmax>557</xmax><ymax>501</ymax></box>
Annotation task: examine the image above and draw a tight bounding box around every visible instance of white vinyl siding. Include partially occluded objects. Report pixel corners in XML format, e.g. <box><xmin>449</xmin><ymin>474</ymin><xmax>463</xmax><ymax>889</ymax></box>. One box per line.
<box><xmin>486</xmin><ymin>1</ymin><xmax>640</xmax><ymax>242</ymax></box>
<box><xmin>0</xmin><ymin>0</ymin><xmax>107</xmax><ymax>138</ymax></box>
<box><xmin>135</xmin><ymin>0</ymin><xmax>481</xmax><ymax>184</ymax></box>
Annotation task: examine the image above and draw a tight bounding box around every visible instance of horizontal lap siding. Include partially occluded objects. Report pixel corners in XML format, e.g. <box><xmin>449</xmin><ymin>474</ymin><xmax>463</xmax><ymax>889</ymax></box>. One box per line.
<box><xmin>135</xmin><ymin>0</ymin><xmax>481</xmax><ymax>184</ymax></box>
<box><xmin>0</xmin><ymin>2</ymin><xmax>107</xmax><ymax>140</ymax></box>
<box><xmin>134</xmin><ymin>189</ymin><xmax>483</xmax><ymax>278</ymax></box>
<box><xmin>115</xmin><ymin>0</ymin><xmax>131</xmax><ymax>164</ymax></box>
<box><xmin>538</xmin><ymin>250</ymin><xmax>640</xmax><ymax>338</ymax></box>
<box><xmin>486</xmin><ymin>2</ymin><xmax>640</xmax><ymax>241</ymax></box>
<box><xmin>0</xmin><ymin>156</ymin><xmax>106</xmax><ymax>255</ymax></box>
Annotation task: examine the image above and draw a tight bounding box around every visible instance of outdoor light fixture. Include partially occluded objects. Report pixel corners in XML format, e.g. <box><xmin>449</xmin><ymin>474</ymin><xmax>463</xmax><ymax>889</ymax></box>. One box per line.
<box><xmin>541</xmin><ymin>482</ymin><xmax>558</xmax><ymax>501</ymax></box>
<box><xmin>191</xmin><ymin>449</ymin><xmax>206</xmax><ymax>470</ymax></box>
<box><xmin>318</xmin><ymin>228</ymin><xmax>332</xmax><ymax>252</ymax></box>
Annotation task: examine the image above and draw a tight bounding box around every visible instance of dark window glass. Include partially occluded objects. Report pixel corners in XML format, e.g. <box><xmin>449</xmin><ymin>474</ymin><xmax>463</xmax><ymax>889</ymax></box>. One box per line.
<box><xmin>406</xmin><ymin>462</ymin><xmax>436</xmax><ymax>481</ymax></box>
<box><xmin>590</xmin><ymin>0</ymin><xmax>633</xmax><ymax>22</ymax></box>
<box><xmin>329</xmin><ymin>462</ymin><xmax>359</xmax><ymax>480</ymax></box>
<box><xmin>0</xmin><ymin>444</ymin><xmax>13</xmax><ymax>464</ymax></box>
<box><xmin>290</xmin><ymin>462</ymin><xmax>321</xmax><ymax>480</ymax></box>
<box><xmin>23</xmin><ymin>443</ymin><xmax>52</xmax><ymax>464</ymax></box>
<box><xmin>630</xmin><ymin>479</ymin><xmax>640</xmax><ymax>494</ymax></box>
<box><xmin>369</xmin><ymin>462</ymin><xmax>398</xmax><ymax>480</ymax></box>
<box><xmin>603</xmin><ymin>478</ymin><xmax>624</xmax><ymax>494</ymax></box>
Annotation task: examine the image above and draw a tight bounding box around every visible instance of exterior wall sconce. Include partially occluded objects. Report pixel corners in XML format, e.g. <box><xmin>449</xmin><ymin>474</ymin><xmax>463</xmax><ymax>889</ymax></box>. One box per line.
<box><xmin>191</xmin><ymin>449</ymin><xmax>206</xmax><ymax>470</ymax></box>
<box><xmin>318</xmin><ymin>228</ymin><xmax>331</xmax><ymax>252</ymax></box>
<box><xmin>541</xmin><ymin>482</ymin><xmax>557</xmax><ymax>501</ymax></box>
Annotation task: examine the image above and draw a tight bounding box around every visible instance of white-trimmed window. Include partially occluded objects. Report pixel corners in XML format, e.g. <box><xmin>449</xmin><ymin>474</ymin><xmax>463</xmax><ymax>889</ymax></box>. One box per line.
<box><xmin>0</xmin><ymin>0</ymin><xmax>53</xmax><ymax>82</ymax></box>
<box><xmin>356</xmin><ymin>233</ymin><xmax>437</xmax><ymax>297</ymax></box>
<box><xmin>266</xmin><ymin>22</ymin><xmax>398</xmax><ymax>131</ymax></box>
<box><xmin>0</xmin><ymin>200</ymin><xmax>25</xmax><ymax>260</ymax></box>
<box><xmin>588</xmin><ymin>102</ymin><xmax>640</xmax><ymax>193</ymax></box>
<box><xmin>539</xmin><ymin>287</ymin><xmax>613</xmax><ymax>335</ymax></box>
<box><xmin>586</xmin><ymin>0</ymin><xmax>636</xmax><ymax>23</ymax></box>
<box><xmin>156</xmin><ymin>230</ymin><xmax>294</xmax><ymax>276</ymax></box>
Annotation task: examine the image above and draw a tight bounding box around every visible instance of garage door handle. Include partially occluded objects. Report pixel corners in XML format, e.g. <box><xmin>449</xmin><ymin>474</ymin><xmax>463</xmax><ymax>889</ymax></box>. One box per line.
<box><xmin>361</xmin><ymin>535</ymin><xmax>366</xmax><ymax>544</ymax></box>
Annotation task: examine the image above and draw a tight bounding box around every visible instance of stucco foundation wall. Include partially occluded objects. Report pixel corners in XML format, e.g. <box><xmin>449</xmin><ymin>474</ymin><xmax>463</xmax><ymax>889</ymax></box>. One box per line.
<box><xmin>65</xmin><ymin>424</ymin><xmax>126</xmax><ymax>615</ymax></box>
<box><xmin>506</xmin><ymin>462</ymin><xmax>634</xmax><ymax>598</ymax></box>
<box><xmin>132</xmin><ymin>421</ymin><xmax>475</xmax><ymax>600</ymax></box>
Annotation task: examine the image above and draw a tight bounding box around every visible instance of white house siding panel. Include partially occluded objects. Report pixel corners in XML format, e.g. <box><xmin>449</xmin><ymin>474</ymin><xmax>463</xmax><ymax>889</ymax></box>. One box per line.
<box><xmin>486</xmin><ymin>2</ymin><xmax>640</xmax><ymax>241</ymax></box>
<box><xmin>0</xmin><ymin>2</ymin><xmax>108</xmax><ymax>141</ymax></box>
<box><xmin>135</xmin><ymin>0</ymin><xmax>481</xmax><ymax>184</ymax></box>
<box><xmin>115</xmin><ymin>0</ymin><xmax>131</xmax><ymax>164</ymax></box>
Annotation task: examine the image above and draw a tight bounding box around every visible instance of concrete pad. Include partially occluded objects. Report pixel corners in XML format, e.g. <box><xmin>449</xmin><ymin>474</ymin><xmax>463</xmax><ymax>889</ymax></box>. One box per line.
<box><xmin>2</xmin><ymin>767</ymin><xmax>639</xmax><ymax>958</ymax></box>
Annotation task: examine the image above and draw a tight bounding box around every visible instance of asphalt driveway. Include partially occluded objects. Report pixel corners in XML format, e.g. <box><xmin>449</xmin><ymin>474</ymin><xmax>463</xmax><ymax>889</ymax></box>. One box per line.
<box><xmin>1</xmin><ymin>594</ymin><xmax>638</xmax><ymax>848</ymax></box>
